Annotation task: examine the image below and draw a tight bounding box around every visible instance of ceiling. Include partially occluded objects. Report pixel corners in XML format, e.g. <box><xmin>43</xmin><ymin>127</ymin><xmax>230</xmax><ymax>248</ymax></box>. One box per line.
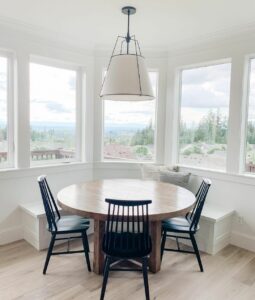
<box><xmin>0</xmin><ymin>0</ymin><xmax>255</xmax><ymax>51</ymax></box>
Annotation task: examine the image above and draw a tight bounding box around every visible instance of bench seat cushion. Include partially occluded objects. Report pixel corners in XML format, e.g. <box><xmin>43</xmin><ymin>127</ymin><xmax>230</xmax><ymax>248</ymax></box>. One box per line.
<box><xmin>162</xmin><ymin>217</ymin><xmax>199</xmax><ymax>233</ymax></box>
<box><xmin>49</xmin><ymin>215</ymin><xmax>90</xmax><ymax>233</ymax></box>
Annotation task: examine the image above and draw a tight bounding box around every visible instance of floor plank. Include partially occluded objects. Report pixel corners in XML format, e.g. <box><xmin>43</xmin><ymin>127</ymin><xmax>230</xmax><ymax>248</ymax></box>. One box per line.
<box><xmin>1</xmin><ymin>238</ymin><xmax>255</xmax><ymax>300</ymax></box>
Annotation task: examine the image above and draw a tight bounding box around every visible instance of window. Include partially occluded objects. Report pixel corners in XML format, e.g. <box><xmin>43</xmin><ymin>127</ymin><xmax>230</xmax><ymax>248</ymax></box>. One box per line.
<box><xmin>103</xmin><ymin>72</ymin><xmax>158</xmax><ymax>161</ymax></box>
<box><xmin>0</xmin><ymin>55</ymin><xmax>14</xmax><ymax>169</ymax></box>
<box><xmin>30</xmin><ymin>62</ymin><xmax>79</xmax><ymax>165</ymax></box>
<box><xmin>245</xmin><ymin>58</ymin><xmax>255</xmax><ymax>173</ymax></box>
<box><xmin>178</xmin><ymin>62</ymin><xmax>231</xmax><ymax>170</ymax></box>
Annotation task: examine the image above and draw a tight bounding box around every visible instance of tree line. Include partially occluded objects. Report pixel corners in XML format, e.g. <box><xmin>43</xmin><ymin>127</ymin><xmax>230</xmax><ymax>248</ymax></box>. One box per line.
<box><xmin>180</xmin><ymin>110</ymin><xmax>228</xmax><ymax>147</ymax></box>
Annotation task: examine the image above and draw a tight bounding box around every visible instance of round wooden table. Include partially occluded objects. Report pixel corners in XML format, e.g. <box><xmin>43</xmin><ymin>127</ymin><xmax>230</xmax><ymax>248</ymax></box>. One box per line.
<box><xmin>57</xmin><ymin>179</ymin><xmax>196</xmax><ymax>274</ymax></box>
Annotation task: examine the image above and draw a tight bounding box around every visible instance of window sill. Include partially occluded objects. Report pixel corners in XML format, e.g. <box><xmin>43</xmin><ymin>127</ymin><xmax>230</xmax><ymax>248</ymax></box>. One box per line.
<box><xmin>0</xmin><ymin>161</ymin><xmax>93</xmax><ymax>180</ymax></box>
<box><xmin>2</xmin><ymin>160</ymin><xmax>255</xmax><ymax>187</ymax></box>
<box><xmin>30</xmin><ymin>160</ymin><xmax>79</xmax><ymax>168</ymax></box>
<box><xmin>101</xmin><ymin>160</ymin><xmax>155</xmax><ymax>164</ymax></box>
<box><xmin>94</xmin><ymin>161</ymin><xmax>155</xmax><ymax>171</ymax></box>
<box><xmin>178</xmin><ymin>164</ymin><xmax>226</xmax><ymax>174</ymax></box>
<box><xmin>178</xmin><ymin>164</ymin><xmax>255</xmax><ymax>186</ymax></box>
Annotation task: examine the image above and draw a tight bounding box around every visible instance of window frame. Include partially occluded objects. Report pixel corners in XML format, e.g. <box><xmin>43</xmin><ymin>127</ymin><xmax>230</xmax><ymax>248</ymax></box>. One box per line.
<box><xmin>0</xmin><ymin>50</ymin><xmax>15</xmax><ymax>169</ymax></box>
<box><xmin>242</xmin><ymin>55</ymin><xmax>255</xmax><ymax>173</ymax></box>
<box><xmin>101</xmin><ymin>69</ymin><xmax>159</xmax><ymax>163</ymax></box>
<box><xmin>29</xmin><ymin>56</ymin><xmax>84</xmax><ymax>165</ymax></box>
<box><xmin>175</xmin><ymin>58</ymin><xmax>232</xmax><ymax>171</ymax></box>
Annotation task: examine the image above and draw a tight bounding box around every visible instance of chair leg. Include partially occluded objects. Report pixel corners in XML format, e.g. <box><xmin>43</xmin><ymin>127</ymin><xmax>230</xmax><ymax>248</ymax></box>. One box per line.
<box><xmin>161</xmin><ymin>230</ymin><xmax>166</xmax><ymax>261</ymax></box>
<box><xmin>100</xmin><ymin>256</ymin><xmax>111</xmax><ymax>300</ymax></box>
<box><xmin>83</xmin><ymin>230</ymin><xmax>90</xmax><ymax>252</ymax></box>
<box><xmin>142</xmin><ymin>257</ymin><xmax>150</xmax><ymax>300</ymax></box>
<box><xmin>190</xmin><ymin>233</ymin><xmax>203</xmax><ymax>272</ymax></box>
<box><xmin>82</xmin><ymin>231</ymin><xmax>91</xmax><ymax>272</ymax></box>
<box><xmin>43</xmin><ymin>233</ymin><xmax>56</xmax><ymax>275</ymax></box>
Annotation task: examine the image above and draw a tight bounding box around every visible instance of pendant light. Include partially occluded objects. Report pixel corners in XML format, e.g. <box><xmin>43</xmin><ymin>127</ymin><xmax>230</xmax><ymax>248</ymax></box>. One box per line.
<box><xmin>100</xmin><ymin>6</ymin><xmax>154</xmax><ymax>101</ymax></box>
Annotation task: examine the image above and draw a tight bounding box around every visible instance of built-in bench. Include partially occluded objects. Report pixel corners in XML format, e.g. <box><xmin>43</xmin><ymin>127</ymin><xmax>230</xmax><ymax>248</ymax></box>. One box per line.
<box><xmin>20</xmin><ymin>202</ymin><xmax>93</xmax><ymax>250</ymax></box>
<box><xmin>195</xmin><ymin>204</ymin><xmax>234</xmax><ymax>254</ymax></box>
<box><xmin>20</xmin><ymin>202</ymin><xmax>234</xmax><ymax>254</ymax></box>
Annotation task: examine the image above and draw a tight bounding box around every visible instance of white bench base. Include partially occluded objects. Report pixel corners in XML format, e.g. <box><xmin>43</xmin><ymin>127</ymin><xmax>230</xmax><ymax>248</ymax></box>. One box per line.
<box><xmin>20</xmin><ymin>202</ymin><xmax>234</xmax><ymax>254</ymax></box>
<box><xmin>177</xmin><ymin>204</ymin><xmax>234</xmax><ymax>255</ymax></box>
<box><xmin>20</xmin><ymin>202</ymin><xmax>93</xmax><ymax>251</ymax></box>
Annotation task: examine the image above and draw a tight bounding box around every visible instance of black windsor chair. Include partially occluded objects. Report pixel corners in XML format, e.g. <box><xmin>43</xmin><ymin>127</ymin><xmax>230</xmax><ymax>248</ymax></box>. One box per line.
<box><xmin>161</xmin><ymin>179</ymin><xmax>211</xmax><ymax>272</ymax></box>
<box><xmin>37</xmin><ymin>175</ymin><xmax>91</xmax><ymax>274</ymax></box>
<box><xmin>100</xmin><ymin>198</ymin><xmax>152</xmax><ymax>300</ymax></box>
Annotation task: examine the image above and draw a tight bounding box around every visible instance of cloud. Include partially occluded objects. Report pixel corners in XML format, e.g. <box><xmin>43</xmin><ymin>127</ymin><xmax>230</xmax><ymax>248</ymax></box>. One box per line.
<box><xmin>46</xmin><ymin>102</ymin><xmax>69</xmax><ymax>113</ymax></box>
<box><xmin>0</xmin><ymin>71</ymin><xmax>7</xmax><ymax>91</ymax></box>
<box><xmin>31</xmin><ymin>98</ymin><xmax>46</xmax><ymax>104</ymax></box>
<box><xmin>31</xmin><ymin>98</ymin><xmax>69</xmax><ymax>113</ymax></box>
<box><xmin>123</xmin><ymin>110</ymin><xmax>153</xmax><ymax>116</ymax></box>
<box><xmin>182</xmin><ymin>63</ymin><xmax>231</xmax><ymax>84</ymax></box>
<box><xmin>181</xmin><ymin>84</ymin><xmax>230</xmax><ymax>108</ymax></box>
<box><xmin>68</xmin><ymin>76</ymin><xmax>76</xmax><ymax>90</ymax></box>
<box><xmin>181</xmin><ymin>64</ymin><xmax>231</xmax><ymax>108</ymax></box>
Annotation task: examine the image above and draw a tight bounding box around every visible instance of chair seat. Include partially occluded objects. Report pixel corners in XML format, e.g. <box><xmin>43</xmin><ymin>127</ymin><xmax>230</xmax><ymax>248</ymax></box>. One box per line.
<box><xmin>50</xmin><ymin>215</ymin><xmax>90</xmax><ymax>233</ymax></box>
<box><xmin>103</xmin><ymin>232</ymin><xmax>152</xmax><ymax>258</ymax></box>
<box><xmin>162</xmin><ymin>217</ymin><xmax>199</xmax><ymax>233</ymax></box>
<box><xmin>60</xmin><ymin>215</ymin><xmax>90</xmax><ymax>224</ymax></box>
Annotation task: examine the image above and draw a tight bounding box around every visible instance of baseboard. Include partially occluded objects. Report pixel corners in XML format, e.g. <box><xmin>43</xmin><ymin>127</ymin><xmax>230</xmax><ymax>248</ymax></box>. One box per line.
<box><xmin>4</xmin><ymin>224</ymin><xmax>253</xmax><ymax>256</ymax></box>
<box><xmin>230</xmin><ymin>231</ymin><xmax>255</xmax><ymax>252</ymax></box>
<box><xmin>213</xmin><ymin>232</ymin><xmax>231</xmax><ymax>255</ymax></box>
<box><xmin>0</xmin><ymin>225</ymin><xmax>23</xmax><ymax>245</ymax></box>
<box><xmin>23</xmin><ymin>225</ymin><xmax>40</xmax><ymax>250</ymax></box>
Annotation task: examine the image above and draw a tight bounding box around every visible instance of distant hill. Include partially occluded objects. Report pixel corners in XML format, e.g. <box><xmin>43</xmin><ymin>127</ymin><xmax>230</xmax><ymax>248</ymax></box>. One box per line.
<box><xmin>105</xmin><ymin>123</ymin><xmax>146</xmax><ymax>134</ymax></box>
<box><xmin>31</xmin><ymin>122</ymin><xmax>75</xmax><ymax>129</ymax></box>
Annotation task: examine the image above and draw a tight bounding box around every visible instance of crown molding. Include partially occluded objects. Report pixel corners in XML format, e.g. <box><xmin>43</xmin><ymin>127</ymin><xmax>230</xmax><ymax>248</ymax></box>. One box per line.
<box><xmin>0</xmin><ymin>15</ymin><xmax>168</xmax><ymax>58</ymax></box>
<box><xmin>1</xmin><ymin>14</ymin><xmax>255</xmax><ymax>59</ymax></box>
<box><xmin>0</xmin><ymin>15</ymin><xmax>94</xmax><ymax>56</ymax></box>
<box><xmin>167</xmin><ymin>22</ymin><xmax>255</xmax><ymax>56</ymax></box>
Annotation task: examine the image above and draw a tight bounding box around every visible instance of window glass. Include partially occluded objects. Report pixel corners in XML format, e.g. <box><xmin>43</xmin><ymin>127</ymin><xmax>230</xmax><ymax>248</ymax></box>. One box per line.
<box><xmin>245</xmin><ymin>59</ymin><xmax>255</xmax><ymax>173</ymax></box>
<box><xmin>103</xmin><ymin>72</ymin><xmax>157</xmax><ymax>161</ymax></box>
<box><xmin>0</xmin><ymin>56</ymin><xmax>11</xmax><ymax>168</ymax></box>
<box><xmin>179</xmin><ymin>63</ymin><xmax>231</xmax><ymax>170</ymax></box>
<box><xmin>30</xmin><ymin>63</ymin><xmax>77</xmax><ymax>164</ymax></box>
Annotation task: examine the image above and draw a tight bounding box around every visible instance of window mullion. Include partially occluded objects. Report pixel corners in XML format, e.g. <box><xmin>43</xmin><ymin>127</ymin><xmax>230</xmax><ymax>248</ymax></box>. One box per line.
<box><xmin>16</xmin><ymin>51</ymin><xmax>30</xmax><ymax>169</ymax></box>
<box><xmin>6</xmin><ymin>55</ymin><xmax>14</xmax><ymax>168</ymax></box>
<box><xmin>75</xmin><ymin>67</ymin><xmax>82</xmax><ymax>162</ymax></box>
<box><xmin>226</xmin><ymin>56</ymin><xmax>246</xmax><ymax>174</ymax></box>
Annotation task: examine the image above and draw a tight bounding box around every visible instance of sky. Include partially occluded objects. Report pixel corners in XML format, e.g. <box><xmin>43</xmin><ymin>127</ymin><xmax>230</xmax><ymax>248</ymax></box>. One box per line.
<box><xmin>2</xmin><ymin>59</ymin><xmax>255</xmax><ymax>130</ymax></box>
<box><xmin>0</xmin><ymin>57</ymin><xmax>7</xmax><ymax>126</ymax></box>
<box><xmin>247</xmin><ymin>59</ymin><xmax>255</xmax><ymax>122</ymax></box>
<box><xmin>181</xmin><ymin>63</ymin><xmax>231</xmax><ymax>127</ymax></box>
<box><xmin>30</xmin><ymin>63</ymin><xmax>76</xmax><ymax>124</ymax></box>
<box><xmin>104</xmin><ymin>72</ymin><xmax>158</xmax><ymax>128</ymax></box>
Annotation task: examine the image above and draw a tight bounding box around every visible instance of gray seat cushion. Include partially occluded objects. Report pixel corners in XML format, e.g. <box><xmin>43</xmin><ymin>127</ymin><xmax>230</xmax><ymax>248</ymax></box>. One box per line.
<box><xmin>159</xmin><ymin>170</ymin><xmax>191</xmax><ymax>188</ymax></box>
<box><xmin>140</xmin><ymin>164</ymin><xmax>179</xmax><ymax>181</ymax></box>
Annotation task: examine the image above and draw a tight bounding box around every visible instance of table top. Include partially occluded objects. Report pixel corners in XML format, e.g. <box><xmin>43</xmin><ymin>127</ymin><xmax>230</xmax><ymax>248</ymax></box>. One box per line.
<box><xmin>57</xmin><ymin>179</ymin><xmax>196</xmax><ymax>221</ymax></box>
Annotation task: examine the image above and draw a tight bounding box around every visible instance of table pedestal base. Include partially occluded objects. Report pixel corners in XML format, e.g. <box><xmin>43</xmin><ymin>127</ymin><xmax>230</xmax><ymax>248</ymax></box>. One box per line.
<box><xmin>93</xmin><ymin>219</ymin><xmax>105</xmax><ymax>274</ymax></box>
<box><xmin>93</xmin><ymin>219</ymin><xmax>162</xmax><ymax>275</ymax></box>
<box><xmin>149</xmin><ymin>221</ymin><xmax>162</xmax><ymax>273</ymax></box>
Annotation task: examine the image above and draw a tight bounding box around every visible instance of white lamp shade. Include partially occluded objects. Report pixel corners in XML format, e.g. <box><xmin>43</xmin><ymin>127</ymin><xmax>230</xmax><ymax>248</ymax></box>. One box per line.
<box><xmin>100</xmin><ymin>54</ymin><xmax>154</xmax><ymax>101</ymax></box>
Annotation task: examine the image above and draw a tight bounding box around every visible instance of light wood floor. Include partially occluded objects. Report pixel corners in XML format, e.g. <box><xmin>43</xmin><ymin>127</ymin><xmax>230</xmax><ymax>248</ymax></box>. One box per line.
<box><xmin>1</xmin><ymin>238</ymin><xmax>255</xmax><ymax>300</ymax></box>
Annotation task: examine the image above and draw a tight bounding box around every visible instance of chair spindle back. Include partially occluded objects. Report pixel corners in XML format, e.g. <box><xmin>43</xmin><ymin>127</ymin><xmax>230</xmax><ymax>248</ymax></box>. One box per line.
<box><xmin>189</xmin><ymin>179</ymin><xmax>211</xmax><ymax>231</ymax></box>
<box><xmin>37</xmin><ymin>175</ymin><xmax>61</xmax><ymax>232</ymax></box>
<box><xmin>103</xmin><ymin>199</ymin><xmax>152</xmax><ymax>255</ymax></box>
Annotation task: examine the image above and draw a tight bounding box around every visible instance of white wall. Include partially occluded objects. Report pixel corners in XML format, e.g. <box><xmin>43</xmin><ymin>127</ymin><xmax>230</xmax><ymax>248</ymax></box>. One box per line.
<box><xmin>0</xmin><ymin>24</ymin><xmax>168</xmax><ymax>246</ymax></box>
<box><xmin>0</xmin><ymin>23</ymin><xmax>95</xmax><ymax>245</ymax></box>
<box><xmin>2</xmin><ymin>20</ymin><xmax>255</xmax><ymax>254</ymax></box>
<box><xmin>164</xmin><ymin>36</ymin><xmax>255</xmax><ymax>252</ymax></box>
<box><xmin>0</xmin><ymin>164</ymin><xmax>93</xmax><ymax>245</ymax></box>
